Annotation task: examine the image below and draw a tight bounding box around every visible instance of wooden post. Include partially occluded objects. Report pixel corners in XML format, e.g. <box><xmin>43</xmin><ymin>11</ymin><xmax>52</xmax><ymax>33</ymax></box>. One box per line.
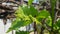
<box><xmin>20</xmin><ymin>0</ymin><xmax>24</xmax><ymax>5</ymax></box>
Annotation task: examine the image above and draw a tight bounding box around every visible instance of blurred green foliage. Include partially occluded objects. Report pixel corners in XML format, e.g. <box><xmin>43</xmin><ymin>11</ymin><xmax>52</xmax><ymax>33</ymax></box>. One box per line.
<box><xmin>7</xmin><ymin>0</ymin><xmax>60</xmax><ymax>34</ymax></box>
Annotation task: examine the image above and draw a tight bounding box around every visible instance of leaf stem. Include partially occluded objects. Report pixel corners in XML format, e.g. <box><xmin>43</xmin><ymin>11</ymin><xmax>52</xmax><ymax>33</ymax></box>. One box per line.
<box><xmin>50</xmin><ymin>0</ymin><xmax>57</xmax><ymax>33</ymax></box>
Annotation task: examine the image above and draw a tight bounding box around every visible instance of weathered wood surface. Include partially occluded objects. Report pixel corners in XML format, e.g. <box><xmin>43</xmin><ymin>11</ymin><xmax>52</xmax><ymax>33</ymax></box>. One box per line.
<box><xmin>0</xmin><ymin>1</ymin><xmax>19</xmax><ymax>19</ymax></box>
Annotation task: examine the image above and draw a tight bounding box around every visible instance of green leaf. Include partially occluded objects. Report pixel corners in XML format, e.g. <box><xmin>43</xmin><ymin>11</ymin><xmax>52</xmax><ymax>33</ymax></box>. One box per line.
<box><xmin>22</xmin><ymin>6</ymin><xmax>38</xmax><ymax>17</ymax></box>
<box><xmin>15</xmin><ymin>6</ymin><xmax>26</xmax><ymax>19</ymax></box>
<box><xmin>28</xmin><ymin>0</ymin><xmax>34</xmax><ymax>5</ymax></box>
<box><xmin>46</xmin><ymin>16</ymin><xmax>52</xmax><ymax>26</ymax></box>
<box><xmin>29</xmin><ymin>6</ymin><xmax>38</xmax><ymax>17</ymax></box>
<box><xmin>15</xmin><ymin>6</ymin><xmax>24</xmax><ymax>15</ymax></box>
<box><xmin>7</xmin><ymin>5</ymin><xmax>39</xmax><ymax>33</ymax></box>
<box><xmin>7</xmin><ymin>16</ymin><xmax>32</xmax><ymax>33</ymax></box>
<box><xmin>37</xmin><ymin>10</ymin><xmax>50</xmax><ymax>21</ymax></box>
<box><xmin>56</xmin><ymin>20</ymin><xmax>60</xmax><ymax>27</ymax></box>
<box><xmin>16</xmin><ymin>31</ymin><xmax>29</xmax><ymax>34</ymax></box>
<box><xmin>53</xmin><ymin>20</ymin><xmax>60</xmax><ymax>30</ymax></box>
<box><xmin>29</xmin><ymin>15</ymin><xmax>41</xmax><ymax>24</ymax></box>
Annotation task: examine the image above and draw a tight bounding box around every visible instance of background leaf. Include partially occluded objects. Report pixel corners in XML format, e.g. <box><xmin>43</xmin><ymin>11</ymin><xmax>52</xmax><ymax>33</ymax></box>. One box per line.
<box><xmin>37</xmin><ymin>10</ymin><xmax>50</xmax><ymax>21</ymax></box>
<box><xmin>16</xmin><ymin>31</ymin><xmax>29</xmax><ymax>34</ymax></box>
<box><xmin>56</xmin><ymin>20</ymin><xmax>60</xmax><ymax>27</ymax></box>
<box><xmin>22</xmin><ymin>6</ymin><xmax>38</xmax><ymax>17</ymax></box>
<box><xmin>28</xmin><ymin>0</ymin><xmax>34</xmax><ymax>5</ymax></box>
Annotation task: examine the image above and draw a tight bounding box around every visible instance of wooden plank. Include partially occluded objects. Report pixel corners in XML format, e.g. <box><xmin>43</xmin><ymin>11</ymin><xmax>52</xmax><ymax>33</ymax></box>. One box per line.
<box><xmin>0</xmin><ymin>19</ymin><xmax>5</xmax><ymax>34</ymax></box>
<box><xmin>5</xmin><ymin>19</ymin><xmax>12</xmax><ymax>34</ymax></box>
